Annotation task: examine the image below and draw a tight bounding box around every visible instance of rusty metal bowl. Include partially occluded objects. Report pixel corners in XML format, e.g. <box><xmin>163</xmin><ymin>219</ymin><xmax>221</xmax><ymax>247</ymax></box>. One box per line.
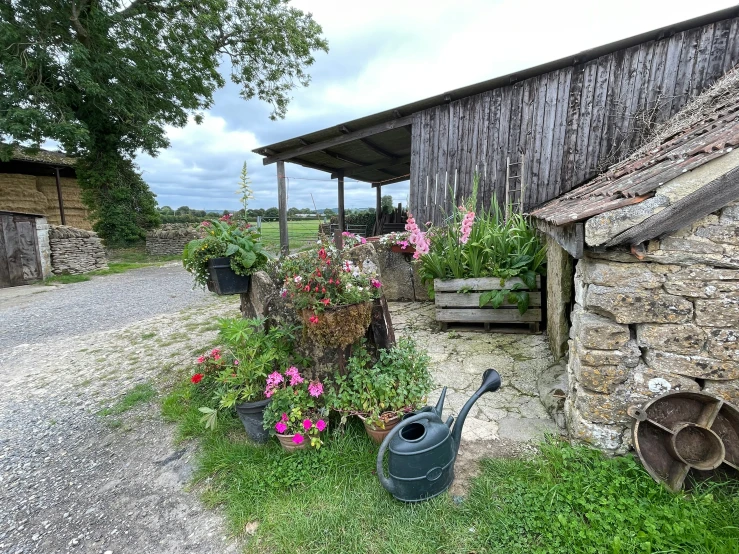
<box><xmin>628</xmin><ymin>391</ymin><xmax>739</xmax><ymax>492</ymax></box>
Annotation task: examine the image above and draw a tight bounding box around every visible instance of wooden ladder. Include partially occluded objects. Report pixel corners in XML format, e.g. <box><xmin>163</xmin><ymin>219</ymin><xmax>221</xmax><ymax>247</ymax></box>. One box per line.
<box><xmin>505</xmin><ymin>154</ymin><xmax>525</xmax><ymax>221</ymax></box>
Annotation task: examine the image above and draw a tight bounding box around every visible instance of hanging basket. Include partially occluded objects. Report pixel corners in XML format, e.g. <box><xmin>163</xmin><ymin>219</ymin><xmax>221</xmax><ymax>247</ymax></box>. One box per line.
<box><xmin>301</xmin><ymin>302</ymin><xmax>373</xmax><ymax>348</ymax></box>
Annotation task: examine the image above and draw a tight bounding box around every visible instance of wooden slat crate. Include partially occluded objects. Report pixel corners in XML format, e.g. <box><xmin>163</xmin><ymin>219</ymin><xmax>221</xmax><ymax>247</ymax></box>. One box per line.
<box><xmin>434</xmin><ymin>276</ymin><xmax>542</xmax><ymax>332</ymax></box>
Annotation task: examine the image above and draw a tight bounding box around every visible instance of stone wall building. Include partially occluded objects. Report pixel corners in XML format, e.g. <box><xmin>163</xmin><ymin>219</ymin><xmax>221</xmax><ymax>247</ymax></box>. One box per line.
<box><xmin>0</xmin><ymin>147</ymin><xmax>91</xmax><ymax>229</ymax></box>
<box><xmin>530</xmin><ymin>67</ymin><xmax>739</xmax><ymax>454</ymax></box>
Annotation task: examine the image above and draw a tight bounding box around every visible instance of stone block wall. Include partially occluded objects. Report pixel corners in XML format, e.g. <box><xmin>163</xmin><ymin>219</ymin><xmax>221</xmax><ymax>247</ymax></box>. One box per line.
<box><xmin>48</xmin><ymin>225</ymin><xmax>107</xmax><ymax>275</ymax></box>
<box><xmin>145</xmin><ymin>224</ymin><xmax>201</xmax><ymax>256</ymax></box>
<box><xmin>36</xmin><ymin>217</ymin><xmax>52</xmax><ymax>279</ymax></box>
<box><xmin>372</xmin><ymin>243</ymin><xmax>430</xmax><ymax>302</ymax></box>
<box><xmin>566</xmin><ymin>203</ymin><xmax>739</xmax><ymax>454</ymax></box>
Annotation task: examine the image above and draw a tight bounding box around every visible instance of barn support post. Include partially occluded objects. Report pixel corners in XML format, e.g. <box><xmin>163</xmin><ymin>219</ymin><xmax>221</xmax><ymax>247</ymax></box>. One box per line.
<box><xmin>375</xmin><ymin>184</ymin><xmax>381</xmax><ymax>234</ymax></box>
<box><xmin>53</xmin><ymin>167</ymin><xmax>66</xmax><ymax>225</ymax></box>
<box><xmin>337</xmin><ymin>171</ymin><xmax>345</xmax><ymax>232</ymax></box>
<box><xmin>276</xmin><ymin>161</ymin><xmax>289</xmax><ymax>255</ymax></box>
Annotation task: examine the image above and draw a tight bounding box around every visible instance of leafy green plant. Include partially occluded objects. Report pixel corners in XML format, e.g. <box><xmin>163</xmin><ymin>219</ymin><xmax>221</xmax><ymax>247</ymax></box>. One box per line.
<box><xmin>183</xmin><ymin>214</ymin><xmax>272</xmax><ymax>288</ymax></box>
<box><xmin>329</xmin><ymin>338</ymin><xmax>432</xmax><ymax>428</ymax></box>
<box><xmin>413</xmin><ymin>176</ymin><xmax>546</xmax><ymax>312</ymax></box>
<box><xmin>190</xmin><ymin>318</ymin><xmax>304</xmax><ymax>429</ymax></box>
<box><xmin>262</xmin><ymin>367</ymin><xmax>329</xmax><ymax>449</ymax></box>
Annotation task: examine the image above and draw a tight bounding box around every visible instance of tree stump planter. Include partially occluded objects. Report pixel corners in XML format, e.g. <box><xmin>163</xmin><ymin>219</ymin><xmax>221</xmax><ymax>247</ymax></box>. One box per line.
<box><xmin>300</xmin><ymin>302</ymin><xmax>373</xmax><ymax>349</ymax></box>
<box><xmin>276</xmin><ymin>434</ymin><xmax>308</xmax><ymax>452</ymax></box>
<box><xmin>433</xmin><ymin>276</ymin><xmax>542</xmax><ymax>332</ymax></box>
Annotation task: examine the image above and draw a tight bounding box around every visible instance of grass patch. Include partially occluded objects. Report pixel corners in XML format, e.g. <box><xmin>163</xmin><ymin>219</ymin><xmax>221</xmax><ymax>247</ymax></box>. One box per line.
<box><xmin>99</xmin><ymin>383</ymin><xmax>157</xmax><ymax>416</ymax></box>
<box><xmin>88</xmin><ymin>262</ymin><xmax>150</xmax><ymax>276</ymax></box>
<box><xmin>141</xmin><ymin>332</ymin><xmax>156</xmax><ymax>340</ymax></box>
<box><xmin>163</xmin><ymin>381</ymin><xmax>739</xmax><ymax>554</ymax></box>
<box><xmin>43</xmin><ymin>274</ymin><xmax>91</xmax><ymax>285</ymax></box>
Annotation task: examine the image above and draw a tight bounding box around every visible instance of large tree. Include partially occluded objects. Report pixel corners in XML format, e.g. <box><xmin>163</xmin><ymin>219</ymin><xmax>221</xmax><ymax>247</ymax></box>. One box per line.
<box><xmin>0</xmin><ymin>0</ymin><xmax>327</xmax><ymax>243</ymax></box>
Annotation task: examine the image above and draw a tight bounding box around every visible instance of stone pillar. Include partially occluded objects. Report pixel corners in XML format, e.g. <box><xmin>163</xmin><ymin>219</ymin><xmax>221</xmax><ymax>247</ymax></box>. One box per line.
<box><xmin>545</xmin><ymin>235</ymin><xmax>573</xmax><ymax>361</ymax></box>
<box><xmin>36</xmin><ymin>217</ymin><xmax>52</xmax><ymax>279</ymax></box>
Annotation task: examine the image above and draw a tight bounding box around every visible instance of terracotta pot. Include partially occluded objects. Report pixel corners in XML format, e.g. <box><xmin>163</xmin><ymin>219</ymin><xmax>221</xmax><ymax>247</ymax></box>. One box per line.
<box><xmin>276</xmin><ymin>433</ymin><xmax>309</xmax><ymax>452</ymax></box>
<box><xmin>359</xmin><ymin>414</ymin><xmax>401</xmax><ymax>445</ymax></box>
<box><xmin>365</xmin><ymin>236</ymin><xmax>381</xmax><ymax>242</ymax></box>
<box><xmin>390</xmin><ymin>244</ymin><xmax>415</xmax><ymax>254</ymax></box>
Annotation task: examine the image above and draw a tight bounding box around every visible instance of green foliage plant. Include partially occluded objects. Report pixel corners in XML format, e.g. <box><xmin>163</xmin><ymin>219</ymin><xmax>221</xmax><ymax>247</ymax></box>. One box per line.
<box><xmin>262</xmin><ymin>367</ymin><xmax>329</xmax><ymax>449</ymax></box>
<box><xmin>183</xmin><ymin>213</ymin><xmax>272</xmax><ymax>288</ymax></box>
<box><xmin>329</xmin><ymin>338</ymin><xmax>432</xmax><ymax>428</ymax></box>
<box><xmin>278</xmin><ymin>239</ymin><xmax>381</xmax><ymax>315</ymax></box>
<box><xmin>193</xmin><ymin>318</ymin><xmax>304</xmax><ymax>429</ymax></box>
<box><xmin>0</xmin><ymin>1</ymin><xmax>327</xmax><ymax>244</ymax></box>
<box><xmin>414</xmin><ymin>175</ymin><xmax>546</xmax><ymax>313</ymax></box>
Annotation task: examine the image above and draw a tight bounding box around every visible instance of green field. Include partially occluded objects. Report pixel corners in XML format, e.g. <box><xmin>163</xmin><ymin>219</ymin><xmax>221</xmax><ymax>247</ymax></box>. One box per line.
<box><xmin>258</xmin><ymin>219</ymin><xmax>325</xmax><ymax>251</ymax></box>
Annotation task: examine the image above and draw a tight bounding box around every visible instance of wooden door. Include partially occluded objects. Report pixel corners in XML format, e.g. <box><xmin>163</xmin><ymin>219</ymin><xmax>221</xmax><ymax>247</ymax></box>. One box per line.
<box><xmin>0</xmin><ymin>213</ymin><xmax>42</xmax><ymax>287</ymax></box>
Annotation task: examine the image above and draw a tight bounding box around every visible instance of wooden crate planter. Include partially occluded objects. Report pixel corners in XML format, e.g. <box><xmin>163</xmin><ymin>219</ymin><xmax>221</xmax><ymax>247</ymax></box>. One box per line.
<box><xmin>434</xmin><ymin>276</ymin><xmax>542</xmax><ymax>332</ymax></box>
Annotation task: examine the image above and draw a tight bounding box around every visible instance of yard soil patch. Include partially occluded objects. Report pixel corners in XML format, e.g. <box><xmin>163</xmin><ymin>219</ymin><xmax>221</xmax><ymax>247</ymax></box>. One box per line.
<box><xmin>0</xmin><ymin>268</ymin><xmax>241</xmax><ymax>553</ymax></box>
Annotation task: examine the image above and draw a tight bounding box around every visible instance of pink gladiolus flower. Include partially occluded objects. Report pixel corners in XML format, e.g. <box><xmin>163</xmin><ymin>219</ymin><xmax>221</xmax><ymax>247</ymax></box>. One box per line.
<box><xmin>360</xmin><ymin>237</ymin><xmax>367</xmax><ymax>244</ymax></box>
<box><xmin>302</xmin><ymin>419</ymin><xmax>313</xmax><ymax>431</ymax></box>
<box><xmin>281</xmin><ymin>412</ymin><xmax>288</xmax><ymax>422</ymax></box>
<box><xmin>275</xmin><ymin>422</ymin><xmax>287</xmax><ymax>434</ymax></box>
<box><xmin>399</xmin><ymin>240</ymin><xmax>409</xmax><ymax>249</ymax></box>
<box><xmin>196</xmin><ymin>356</ymin><xmax>205</xmax><ymax>364</ymax></box>
<box><xmin>292</xmin><ymin>433</ymin><xmax>305</xmax><ymax>445</ymax></box>
<box><xmin>316</xmin><ymin>419</ymin><xmax>327</xmax><ymax>432</ymax></box>
<box><xmin>201</xmin><ymin>221</ymin><xmax>212</xmax><ymax>227</ymax></box>
<box><xmin>308</xmin><ymin>381</ymin><xmax>323</xmax><ymax>398</ymax></box>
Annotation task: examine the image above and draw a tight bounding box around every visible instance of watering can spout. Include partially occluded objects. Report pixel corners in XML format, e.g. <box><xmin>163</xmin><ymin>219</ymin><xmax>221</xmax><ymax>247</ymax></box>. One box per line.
<box><xmin>451</xmin><ymin>369</ymin><xmax>502</xmax><ymax>456</ymax></box>
<box><xmin>434</xmin><ymin>387</ymin><xmax>448</xmax><ymax>417</ymax></box>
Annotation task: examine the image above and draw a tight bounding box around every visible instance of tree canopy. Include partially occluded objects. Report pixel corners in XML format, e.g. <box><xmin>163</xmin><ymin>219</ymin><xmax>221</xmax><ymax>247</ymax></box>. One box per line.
<box><xmin>0</xmin><ymin>0</ymin><xmax>328</xmax><ymax>243</ymax></box>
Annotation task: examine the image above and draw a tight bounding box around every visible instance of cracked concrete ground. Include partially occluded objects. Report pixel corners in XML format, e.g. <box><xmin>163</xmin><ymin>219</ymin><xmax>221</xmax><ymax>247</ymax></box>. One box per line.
<box><xmin>389</xmin><ymin>302</ymin><xmax>561</xmax><ymax>447</ymax></box>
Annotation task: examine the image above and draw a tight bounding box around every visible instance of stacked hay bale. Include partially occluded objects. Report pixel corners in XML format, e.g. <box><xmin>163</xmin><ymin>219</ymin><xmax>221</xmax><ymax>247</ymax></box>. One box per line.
<box><xmin>48</xmin><ymin>225</ymin><xmax>108</xmax><ymax>274</ymax></box>
<box><xmin>145</xmin><ymin>224</ymin><xmax>201</xmax><ymax>256</ymax></box>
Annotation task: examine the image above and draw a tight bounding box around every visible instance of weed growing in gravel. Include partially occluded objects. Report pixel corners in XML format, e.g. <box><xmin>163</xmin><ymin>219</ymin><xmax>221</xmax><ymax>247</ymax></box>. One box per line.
<box><xmin>140</xmin><ymin>332</ymin><xmax>156</xmax><ymax>340</ymax></box>
<box><xmin>43</xmin><ymin>274</ymin><xmax>90</xmax><ymax>285</ymax></box>
<box><xmin>162</xmin><ymin>380</ymin><xmax>739</xmax><ymax>554</ymax></box>
<box><xmin>98</xmin><ymin>383</ymin><xmax>157</xmax><ymax>416</ymax></box>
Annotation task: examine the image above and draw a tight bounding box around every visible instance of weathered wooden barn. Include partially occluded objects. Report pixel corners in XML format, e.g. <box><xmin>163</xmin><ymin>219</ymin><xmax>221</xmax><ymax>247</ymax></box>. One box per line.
<box><xmin>254</xmin><ymin>5</ymin><xmax>739</xmax><ymax>245</ymax></box>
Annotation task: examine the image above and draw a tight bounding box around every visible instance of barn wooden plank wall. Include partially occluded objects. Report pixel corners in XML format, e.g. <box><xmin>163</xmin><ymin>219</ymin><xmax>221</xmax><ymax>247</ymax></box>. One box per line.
<box><xmin>410</xmin><ymin>16</ymin><xmax>739</xmax><ymax>225</ymax></box>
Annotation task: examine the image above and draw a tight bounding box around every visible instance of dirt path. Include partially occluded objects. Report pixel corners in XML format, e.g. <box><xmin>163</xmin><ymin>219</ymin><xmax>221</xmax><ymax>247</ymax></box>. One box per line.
<box><xmin>0</xmin><ymin>266</ymin><xmax>241</xmax><ymax>554</ymax></box>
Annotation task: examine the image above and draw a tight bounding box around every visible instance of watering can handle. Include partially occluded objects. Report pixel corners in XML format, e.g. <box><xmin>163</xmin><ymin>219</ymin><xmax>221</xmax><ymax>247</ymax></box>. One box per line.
<box><xmin>376</xmin><ymin>412</ymin><xmax>434</xmax><ymax>494</ymax></box>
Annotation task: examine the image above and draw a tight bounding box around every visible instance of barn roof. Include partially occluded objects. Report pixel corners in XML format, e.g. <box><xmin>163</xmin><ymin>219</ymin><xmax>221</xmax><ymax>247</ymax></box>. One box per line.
<box><xmin>6</xmin><ymin>145</ymin><xmax>76</xmax><ymax>168</ymax></box>
<box><xmin>252</xmin><ymin>5</ymin><xmax>739</xmax><ymax>184</ymax></box>
<box><xmin>529</xmin><ymin>65</ymin><xmax>739</xmax><ymax>226</ymax></box>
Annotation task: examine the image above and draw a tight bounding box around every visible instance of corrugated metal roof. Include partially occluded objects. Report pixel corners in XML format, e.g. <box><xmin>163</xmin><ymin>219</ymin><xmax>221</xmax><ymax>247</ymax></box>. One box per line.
<box><xmin>253</xmin><ymin>5</ymin><xmax>739</xmax><ymax>183</ymax></box>
<box><xmin>529</xmin><ymin>66</ymin><xmax>739</xmax><ymax>226</ymax></box>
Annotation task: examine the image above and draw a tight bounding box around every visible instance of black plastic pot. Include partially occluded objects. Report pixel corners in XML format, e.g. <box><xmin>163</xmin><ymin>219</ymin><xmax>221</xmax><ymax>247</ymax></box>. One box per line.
<box><xmin>234</xmin><ymin>398</ymin><xmax>271</xmax><ymax>443</ymax></box>
<box><xmin>207</xmin><ymin>257</ymin><xmax>251</xmax><ymax>295</ymax></box>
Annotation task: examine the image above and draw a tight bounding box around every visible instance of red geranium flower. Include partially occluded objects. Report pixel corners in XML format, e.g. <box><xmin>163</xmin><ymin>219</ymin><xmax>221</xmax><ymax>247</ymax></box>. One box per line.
<box><xmin>191</xmin><ymin>373</ymin><xmax>204</xmax><ymax>384</ymax></box>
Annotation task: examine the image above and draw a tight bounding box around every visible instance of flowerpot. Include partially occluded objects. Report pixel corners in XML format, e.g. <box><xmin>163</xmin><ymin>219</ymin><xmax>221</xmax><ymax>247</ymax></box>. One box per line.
<box><xmin>390</xmin><ymin>244</ymin><xmax>415</xmax><ymax>254</ymax></box>
<box><xmin>207</xmin><ymin>257</ymin><xmax>251</xmax><ymax>295</ymax></box>
<box><xmin>359</xmin><ymin>414</ymin><xmax>401</xmax><ymax>445</ymax></box>
<box><xmin>365</xmin><ymin>236</ymin><xmax>381</xmax><ymax>242</ymax></box>
<box><xmin>300</xmin><ymin>301</ymin><xmax>373</xmax><ymax>348</ymax></box>
<box><xmin>234</xmin><ymin>398</ymin><xmax>271</xmax><ymax>443</ymax></box>
<box><xmin>276</xmin><ymin>433</ymin><xmax>309</xmax><ymax>452</ymax></box>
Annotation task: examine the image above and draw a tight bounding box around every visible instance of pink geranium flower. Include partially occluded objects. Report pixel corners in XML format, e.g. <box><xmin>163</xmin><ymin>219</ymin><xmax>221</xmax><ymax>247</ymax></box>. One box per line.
<box><xmin>281</xmin><ymin>412</ymin><xmax>288</xmax><ymax>422</ymax></box>
<box><xmin>302</xmin><ymin>419</ymin><xmax>313</xmax><ymax>431</ymax></box>
<box><xmin>309</xmin><ymin>315</ymin><xmax>319</xmax><ymax>324</ymax></box>
<box><xmin>292</xmin><ymin>433</ymin><xmax>305</xmax><ymax>445</ymax></box>
<box><xmin>285</xmin><ymin>366</ymin><xmax>304</xmax><ymax>386</ymax></box>
<box><xmin>275</xmin><ymin>422</ymin><xmax>287</xmax><ymax>434</ymax></box>
<box><xmin>316</xmin><ymin>419</ymin><xmax>327</xmax><ymax>432</ymax></box>
<box><xmin>196</xmin><ymin>356</ymin><xmax>205</xmax><ymax>364</ymax></box>
<box><xmin>308</xmin><ymin>381</ymin><xmax>323</xmax><ymax>398</ymax></box>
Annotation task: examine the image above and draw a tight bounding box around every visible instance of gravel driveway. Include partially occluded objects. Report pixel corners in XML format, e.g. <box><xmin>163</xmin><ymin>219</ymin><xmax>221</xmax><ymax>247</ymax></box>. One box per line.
<box><xmin>0</xmin><ymin>265</ymin><xmax>242</xmax><ymax>553</ymax></box>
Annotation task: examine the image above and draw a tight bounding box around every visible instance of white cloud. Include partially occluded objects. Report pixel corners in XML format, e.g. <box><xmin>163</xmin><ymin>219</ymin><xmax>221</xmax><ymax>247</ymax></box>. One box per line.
<box><xmin>139</xmin><ymin>0</ymin><xmax>738</xmax><ymax>211</ymax></box>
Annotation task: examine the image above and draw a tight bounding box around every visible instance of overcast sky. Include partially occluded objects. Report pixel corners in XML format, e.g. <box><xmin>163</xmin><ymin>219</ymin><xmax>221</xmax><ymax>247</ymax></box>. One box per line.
<box><xmin>137</xmin><ymin>0</ymin><xmax>738</xmax><ymax>212</ymax></box>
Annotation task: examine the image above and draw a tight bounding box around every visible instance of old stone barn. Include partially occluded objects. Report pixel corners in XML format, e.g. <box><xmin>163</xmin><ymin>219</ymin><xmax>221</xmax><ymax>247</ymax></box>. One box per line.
<box><xmin>252</xmin><ymin>6</ymin><xmax>739</xmax><ymax>454</ymax></box>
